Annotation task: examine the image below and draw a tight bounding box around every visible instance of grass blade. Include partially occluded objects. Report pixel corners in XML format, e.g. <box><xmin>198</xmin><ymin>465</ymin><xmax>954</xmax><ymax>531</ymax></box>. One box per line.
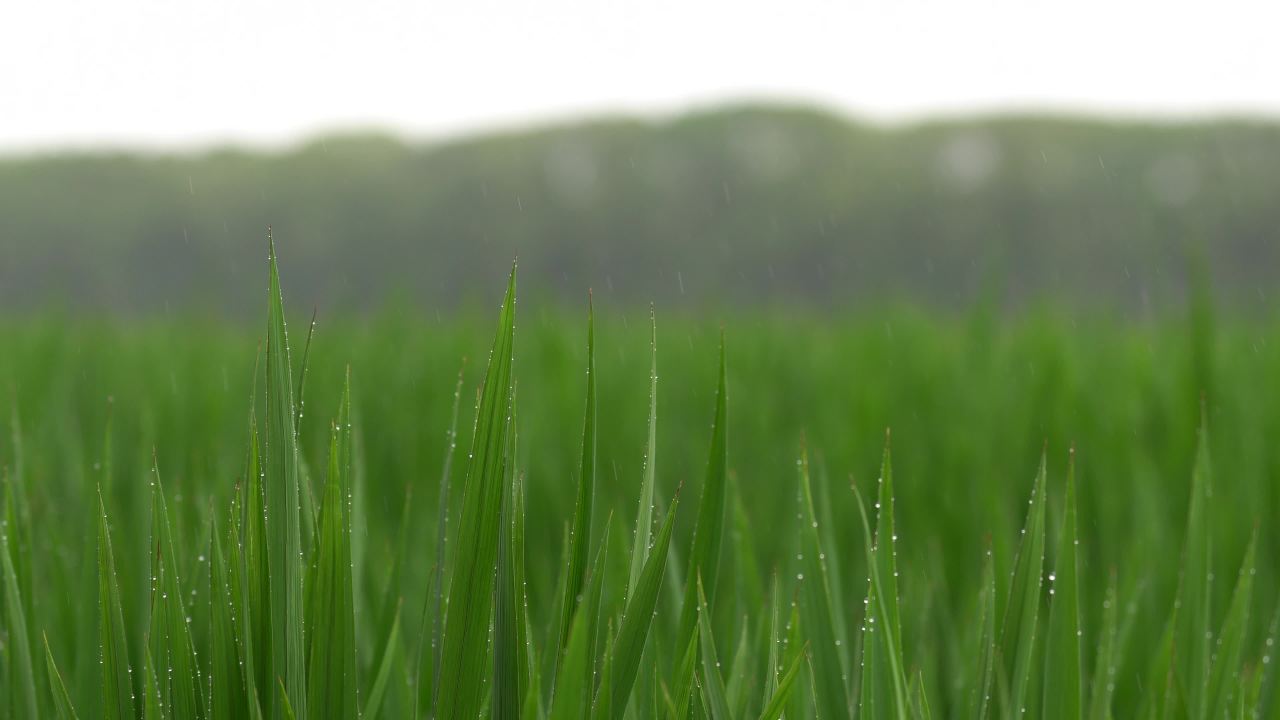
<box><xmin>696</xmin><ymin>578</ymin><xmax>732</xmax><ymax>720</ymax></box>
<box><xmin>627</xmin><ymin>307</ymin><xmax>659</xmax><ymax>600</ymax></box>
<box><xmin>435</xmin><ymin>266</ymin><xmax>517</xmax><ymax>720</ymax></box>
<box><xmin>146</xmin><ymin>460</ymin><xmax>204</xmax><ymax>720</ymax></box>
<box><xmin>1174</xmin><ymin>414</ymin><xmax>1213</xmax><ymax>717</ymax></box>
<box><xmin>1</xmin><ymin>519</ymin><xmax>37</xmax><ymax>719</ymax></box>
<box><xmin>494</xmin><ymin>391</ymin><xmax>522</xmax><ymax>719</ymax></box>
<box><xmin>305</xmin><ymin>374</ymin><xmax>358</xmax><ymax>720</ymax></box>
<box><xmin>97</xmin><ymin>492</ymin><xmax>136</xmax><ymax>720</ymax></box>
<box><xmin>264</xmin><ymin>231</ymin><xmax>307</xmax><ymax>719</ymax></box>
<box><xmin>1042</xmin><ymin>447</ymin><xmax>1083</xmax><ymax>720</ymax></box>
<box><xmin>677</xmin><ymin>334</ymin><xmax>729</xmax><ymax>646</ymax></box>
<box><xmin>1206</xmin><ymin>531</ymin><xmax>1257</xmax><ymax>717</ymax></box>
<box><xmin>758</xmin><ymin>641</ymin><xmax>806</xmax><ymax>720</ymax></box>
<box><xmin>43</xmin><ymin>632</ymin><xmax>80</xmax><ymax>720</ymax></box>
<box><xmin>606</xmin><ymin>494</ymin><xmax>679</xmax><ymax>718</ymax></box>
<box><xmin>998</xmin><ymin>450</ymin><xmax>1048</xmax><ymax>718</ymax></box>
<box><xmin>559</xmin><ymin>297</ymin><xmax>597</xmax><ymax>656</ymax></box>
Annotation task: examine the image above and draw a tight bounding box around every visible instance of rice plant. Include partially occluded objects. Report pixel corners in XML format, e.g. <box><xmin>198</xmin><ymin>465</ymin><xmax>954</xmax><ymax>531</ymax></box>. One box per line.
<box><xmin>0</xmin><ymin>239</ymin><xmax>1276</xmax><ymax>719</ymax></box>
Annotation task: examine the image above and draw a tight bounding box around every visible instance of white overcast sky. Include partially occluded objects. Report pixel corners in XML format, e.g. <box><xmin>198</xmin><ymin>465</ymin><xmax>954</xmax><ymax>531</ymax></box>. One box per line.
<box><xmin>3</xmin><ymin>0</ymin><xmax>1278</xmax><ymax>151</ymax></box>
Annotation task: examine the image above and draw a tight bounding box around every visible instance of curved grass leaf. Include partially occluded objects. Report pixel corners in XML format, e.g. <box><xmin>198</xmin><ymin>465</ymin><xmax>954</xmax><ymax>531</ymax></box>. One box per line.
<box><xmin>43</xmin><ymin>632</ymin><xmax>80</xmax><ymax>720</ymax></box>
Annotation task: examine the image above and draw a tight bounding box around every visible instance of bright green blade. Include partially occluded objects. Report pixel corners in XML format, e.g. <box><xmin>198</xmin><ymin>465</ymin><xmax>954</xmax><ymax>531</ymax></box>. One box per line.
<box><xmin>1206</xmin><ymin>532</ymin><xmax>1257</xmax><ymax>717</ymax></box>
<box><xmin>146</xmin><ymin>461</ymin><xmax>204</xmax><ymax>720</ymax></box>
<box><xmin>210</xmin><ymin>513</ymin><xmax>248</xmax><ymax>720</ymax></box>
<box><xmin>494</xmin><ymin>391</ymin><xmax>522</xmax><ymax>720</ymax></box>
<box><xmin>305</xmin><ymin>373</ymin><xmax>358</xmax><ymax>720</ymax></box>
<box><xmin>243</xmin><ymin>413</ymin><xmax>271</xmax><ymax>710</ymax></box>
<box><xmin>696</xmin><ymin>578</ymin><xmax>732</xmax><ymax>720</ymax></box>
<box><xmin>757</xmin><ymin>642</ymin><xmax>806</xmax><ymax>720</ymax></box>
<box><xmin>998</xmin><ymin>451</ymin><xmax>1048</xmax><ymax>718</ymax></box>
<box><xmin>1</xmin><ymin>521</ymin><xmax>37</xmax><ymax>719</ymax></box>
<box><xmin>559</xmin><ymin>297</ymin><xmax>597</xmax><ymax>657</ymax></box>
<box><xmin>428</xmin><ymin>362</ymin><xmax>467</xmax><ymax>712</ymax></box>
<box><xmin>435</xmin><ymin>266</ymin><xmax>517</xmax><ymax>720</ymax></box>
<box><xmin>855</xmin><ymin>433</ymin><xmax>909</xmax><ymax>720</ymax></box>
<box><xmin>264</xmin><ymin>232</ymin><xmax>307</xmax><ymax>720</ymax></box>
<box><xmin>550</xmin><ymin>539</ymin><xmax>608</xmax><ymax>720</ymax></box>
<box><xmin>606</xmin><ymin>495</ymin><xmax>679</xmax><ymax>718</ymax></box>
<box><xmin>627</xmin><ymin>307</ymin><xmax>659</xmax><ymax>600</ymax></box>
<box><xmin>1042</xmin><ymin>448</ymin><xmax>1083</xmax><ymax>720</ymax></box>
<box><xmin>795</xmin><ymin>447</ymin><xmax>851</xmax><ymax>719</ymax></box>
<box><xmin>97</xmin><ymin>492</ymin><xmax>135</xmax><ymax>720</ymax></box>
<box><xmin>677</xmin><ymin>334</ymin><xmax>729</xmax><ymax>645</ymax></box>
<box><xmin>43</xmin><ymin>632</ymin><xmax>80</xmax><ymax>720</ymax></box>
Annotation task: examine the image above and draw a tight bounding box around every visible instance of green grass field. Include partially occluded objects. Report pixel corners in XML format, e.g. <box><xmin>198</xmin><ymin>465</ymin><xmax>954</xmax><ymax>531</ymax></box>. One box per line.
<box><xmin>2</xmin><ymin>245</ymin><xmax>1279</xmax><ymax>718</ymax></box>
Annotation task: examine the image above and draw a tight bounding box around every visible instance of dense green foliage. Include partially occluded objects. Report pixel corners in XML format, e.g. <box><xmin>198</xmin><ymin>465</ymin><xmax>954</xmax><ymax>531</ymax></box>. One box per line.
<box><xmin>2</xmin><ymin>248</ymin><xmax>1280</xmax><ymax>717</ymax></box>
<box><xmin>4</xmin><ymin>106</ymin><xmax>1280</xmax><ymax>312</ymax></box>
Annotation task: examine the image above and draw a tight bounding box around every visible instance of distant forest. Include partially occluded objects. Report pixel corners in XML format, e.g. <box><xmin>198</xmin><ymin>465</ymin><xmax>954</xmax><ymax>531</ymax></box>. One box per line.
<box><xmin>2</xmin><ymin>105</ymin><xmax>1277</xmax><ymax>315</ymax></box>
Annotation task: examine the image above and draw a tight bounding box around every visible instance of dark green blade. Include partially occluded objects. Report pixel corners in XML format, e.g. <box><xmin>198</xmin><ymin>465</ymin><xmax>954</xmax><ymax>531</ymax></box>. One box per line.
<box><xmin>264</xmin><ymin>232</ymin><xmax>307</xmax><ymax>719</ymax></box>
<box><xmin>435</xmin><ymin>266</ymin><xmax>517</xmax><ymax>720</ymax></box>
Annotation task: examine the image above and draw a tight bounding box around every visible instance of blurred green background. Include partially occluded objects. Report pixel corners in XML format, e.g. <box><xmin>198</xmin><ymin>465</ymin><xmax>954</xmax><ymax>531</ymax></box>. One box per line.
<box><xmin>3</xmin><ymin>106</ymin><xmax>1278</xmax><ymax>315</ymax></box>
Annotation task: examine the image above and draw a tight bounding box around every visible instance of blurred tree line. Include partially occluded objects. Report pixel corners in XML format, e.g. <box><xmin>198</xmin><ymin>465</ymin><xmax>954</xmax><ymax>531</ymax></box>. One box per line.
<box><xmin>1</xmin><ymin>104</ymin><xmax>1276</xmax><ymax>315</ymax></box>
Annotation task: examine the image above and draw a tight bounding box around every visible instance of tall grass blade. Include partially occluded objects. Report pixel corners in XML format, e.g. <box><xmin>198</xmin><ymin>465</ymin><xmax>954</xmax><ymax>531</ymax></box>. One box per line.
<box><xmin>97</xmin><ymin>492</ymin><xmax>136</xmax><ymax>720</ymax></box>
<box><xmin>1174</xmin><ymin>414</ymin><xmax>1213</xmax><ymax>717</ymax></box>
<box><xmin>305</xmin><ymin>374</ymin><xmax>358</xmax><ymax>720</ymax></box>
<box><xmin>1</xmin><ymin>520</ymin><xmax>37</xmax><ymax>718</ymax></box>
<box><xmin>696</xmin><ymin>578</ymin><xmax>732</xmax><ymax>720</ymax></box>
<box><xmin>209</xmin><ymin>514</ymin><xmax>248</xmax><ymax>720</ymax></box>
<box><xmin>758</xmin><ymin>642</ymin><xmax>806</xmax><ymax>720</ymax></box>
<box><xmin>795</xmin><ymin>446</ymin><xmax>851</xmax><ymax>719</ymax></box>
<box><xmin>559</xmin><ymin>297</ymin><xmax>598</xmax><ymax>656</ymax></box>
<box><xmin>999</xmin><ymin>451</ymin><xmax>1048</xmax><ymax>718</ymax></box>
<box><xmin>627</xmin><ymin>307</ymin><xmax>659</xmax><ymax>599</ymax></box>
<box><xmin>435</xmin><ymin>266</ymin><xmax>517</xmax><ymax>719</ymax></box>
<box><xmin>494</xmin><ymin>391</ymin><xmax>522</xmax><ymax>719</ymax></box>
<box><xmin>677</xmin><ymin>334</ymin><xmax>729</xmax><ymax>645</ymax></box>
<box><xmin>970</xmin><ymin>541</ymin><xmax>998</xmax><ymax>720</ymax></box>
<box><xmin>146</xmin><ymin>460</ymin><xmax>204</xmax><ymax>720</ymax></box>
<box><xmin>606</xmin><ymin>494</ymin><xmax>679</xmax><ymax>718</ymax></box>
<box><xmin>1043</xmin><ymin>448</ymin><xmax>1083</xmax><ymax>720</ymax></box>
<box><xmin>1086</xmin><ymin>570</ymin><xmax>1119</xmax><ymax>720</ymax></box>
<box><xmin>1206</xmin><ymin>532</ymin><xmax>1257</xmax><ymax>717</ymax></box>
<box><xmin>264</xmin><ymin>232</ymin><xmax>307</xmax><ymax>719</ymax></box>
